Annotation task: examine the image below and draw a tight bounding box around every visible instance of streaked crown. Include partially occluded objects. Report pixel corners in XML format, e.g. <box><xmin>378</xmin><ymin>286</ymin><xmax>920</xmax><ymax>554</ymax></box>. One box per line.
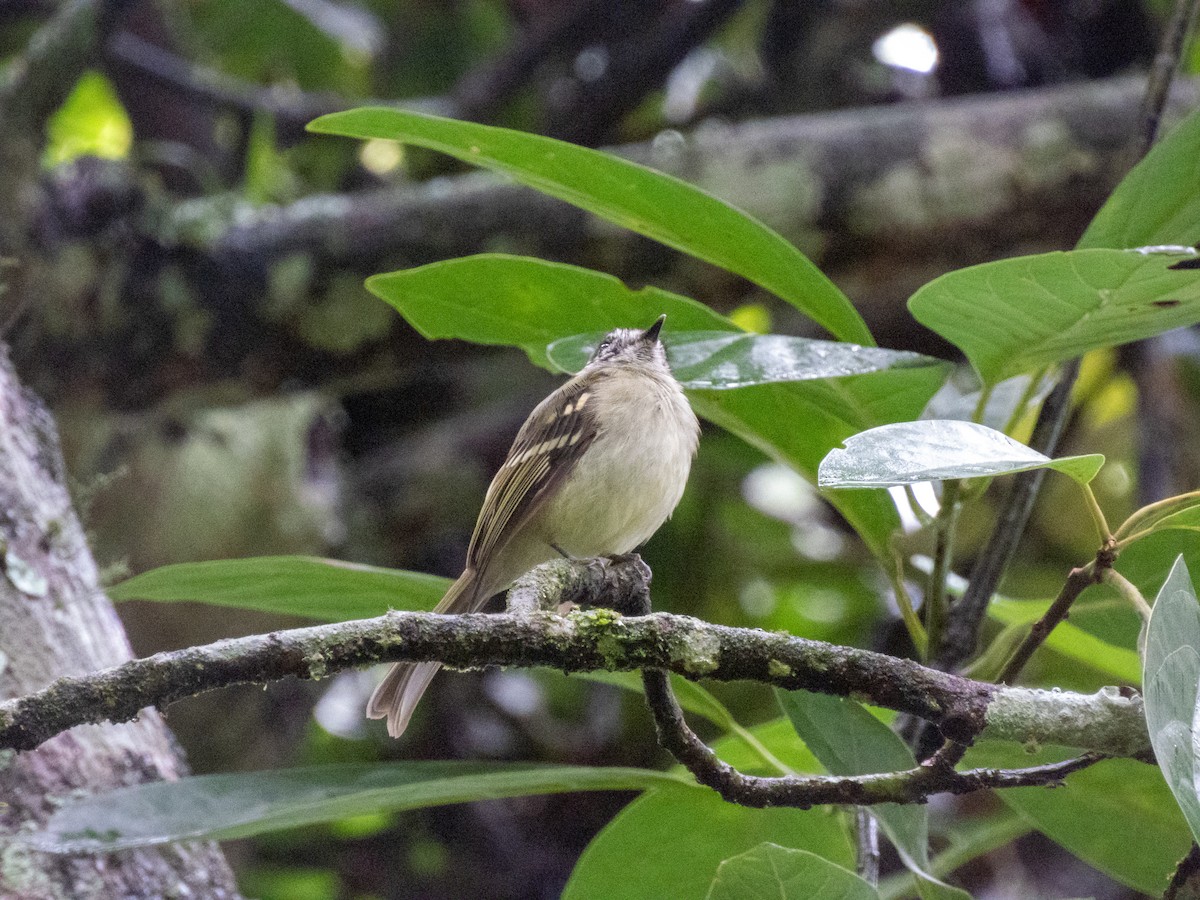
<box><xmin>587</xmin><ymin>315</ymin><xmax>668</xmax><ymax>369</ymax></box>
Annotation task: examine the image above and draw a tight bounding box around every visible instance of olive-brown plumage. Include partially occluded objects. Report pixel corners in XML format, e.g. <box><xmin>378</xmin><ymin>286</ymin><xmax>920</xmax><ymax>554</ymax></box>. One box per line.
<box><xmin>368</xmin><ymin>317</ymin><xmax>699</xmax><ymax>737</ymax></box>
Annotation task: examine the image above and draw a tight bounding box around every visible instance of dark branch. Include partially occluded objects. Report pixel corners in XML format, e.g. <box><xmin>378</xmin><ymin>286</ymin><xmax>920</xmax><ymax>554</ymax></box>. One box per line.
<box><xmin>1135</xmin><ymin>0</ymin><xmax>1200</xmax><ymax>158</ymax></box>
<box><xmin>997</xmin><ymin>557</ymin><xmax>1108</xmax><ymax>685</ymax></box>
<box><xmin>642</xmin><ymin>667</ymin><xmax>1106</xmax><ymax>806</ymax></box>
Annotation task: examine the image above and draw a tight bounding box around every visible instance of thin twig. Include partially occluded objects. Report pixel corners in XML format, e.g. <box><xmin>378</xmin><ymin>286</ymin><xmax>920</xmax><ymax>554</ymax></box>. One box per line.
<box><xmin>997</xmin><ymin>559</ymin><xmax>1103</xmax><ymax>685</ymax></box>
<box><xmin>856</xmin><ymin>808</ymin><xmax>880</xmax><ymax>885</ymax></box>
<box><xmin>926</xmin><ymin>480</ymin><xmax>962</xmax><ymax>661</ymax></box>
<box><xmin>1136</xmin><ymin>0</ymin><xmax>1200</xmax><ymax>158</ymax></box>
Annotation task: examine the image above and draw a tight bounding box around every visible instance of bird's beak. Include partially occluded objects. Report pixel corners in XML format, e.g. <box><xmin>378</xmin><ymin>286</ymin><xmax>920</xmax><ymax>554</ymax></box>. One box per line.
<box><xmin>641</xmin><ymin>315</ymin><xmax>666</xmax><ymax>343</ymax></box>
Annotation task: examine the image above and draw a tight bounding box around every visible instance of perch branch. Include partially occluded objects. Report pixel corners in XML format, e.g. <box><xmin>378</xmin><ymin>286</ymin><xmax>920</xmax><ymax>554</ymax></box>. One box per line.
<box><xmin>0</xmin><ymin>558</ymin><xmax>1150</xmax><ymax>761</ymax></box>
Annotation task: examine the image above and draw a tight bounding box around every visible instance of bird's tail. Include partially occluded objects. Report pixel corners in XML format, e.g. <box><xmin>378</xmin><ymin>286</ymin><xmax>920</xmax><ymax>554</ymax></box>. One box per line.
<box><xmin>366</xmin><ymin>569</ymin><xmax>481</xmax><ymax>738</ymax></box>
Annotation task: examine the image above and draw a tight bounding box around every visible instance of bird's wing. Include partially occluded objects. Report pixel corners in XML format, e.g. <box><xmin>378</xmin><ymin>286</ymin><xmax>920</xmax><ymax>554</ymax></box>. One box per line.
<box><xmin>466</xmin><ymin>373</ymin><xmax>603</xmax><ymax>573</ymax></box>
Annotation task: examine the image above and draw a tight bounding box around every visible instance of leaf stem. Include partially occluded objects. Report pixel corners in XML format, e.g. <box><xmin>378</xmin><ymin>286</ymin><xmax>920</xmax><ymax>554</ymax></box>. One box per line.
<box><xmin>1101</xmin><ymin>568</ymin><xmax>1152</xmax><ymax>622</ymax></box>
<box><xmin>970</xmin><ymin>382</ymin><xmax>995</xmax><ymax>424</ymax></box>
<box><xmin>1080</xmin><ymin>483</ymin><xmax>1113</xmax><ymax>543</ymax></box>
<box><xmin>903</xmin><ymin>484</ymin><xmax>935</xmax><ymax>528</ymax></box>
<box><xmin>890</xmin><ymin>545</ymin><xmax>929</xmax><ymax>656</ymax></box>
<box><xmin>1114</xmin><ymin>488</ymin><xmax>1200</xmax><ymax>543</ymax></box>
<box><xmin>927</xmin><ymin>480</ymin><xmax>963</xmax><ymax>660</ymax></box>
<box><xmin>1001</xmin><ymin>369</ymin><xmax>1050</xmax><ymax>437</ymax></box>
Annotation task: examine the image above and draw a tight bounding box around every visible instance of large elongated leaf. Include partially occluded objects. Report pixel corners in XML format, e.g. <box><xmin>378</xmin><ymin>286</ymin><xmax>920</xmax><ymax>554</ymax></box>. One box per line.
<box><xmin>908</xmin><ymin>247</ymin><xmax>1200</xmax><ymax>385</ymax></box>
<box><xmin>548</xmin><ymin>331</ymin><xmax>938</xmax><ymax>389</ymax></box>
<box><xmin>707</xmin><ymin>844</ymin><xmax>879</xmax><ymax>900</ymax></box>
<box><xmin>109</xmin><ymin>556</ymin><xmax>448</xmax><ymax>621</ymax></box>
<box><xmin>564</xmin><ymin>720</ymin><xmax>853</xmax><ymax>900</ymax></box>
<box><xmin>777</xmin><ymin>691</ymin><xmax>969</xmax><ymax>900</ymax></box>
<box><xmin>309</xmin><ymin>108</ymin><xmax>872</xmax><ymax>344</ymax></box>
<box><xmin>963</xmin><ymin>740</ymin><xmax>1190</xmax><ymax>895</ymax></box>
<box><xmin>818</xmin><ymin>420</ymin><xmax>1103</xmax><ymax>489</ymax></box>
<box><xmin>1143</xmin><ymin>556</ymin><xmax>1200</xmax><ymax>843</ymax></box>
<box><xmin>368</xmin><ymin>254</ymin><xmax>737</xmax><ymax>369</ymax></box>
<box><xmin>1079</xmin><ymin>106</ymin><xmax>1200</xmax><ymax>250</ymax></box>
<box><xmin>30</xmin><ymin>762</ymin><xmax>693</xmax><ymax>853</ymax></box>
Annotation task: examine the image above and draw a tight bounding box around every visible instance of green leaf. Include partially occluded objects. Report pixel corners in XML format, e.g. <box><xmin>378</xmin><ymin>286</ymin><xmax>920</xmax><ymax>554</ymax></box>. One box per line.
<box><xmin>45</xmin><ymin>71</ymin><xmax>132</xmax><ymax>166</ymax></box>
<box><xmin>818</xmin><ymin>420</ymin><xmax>1103</xmax><ymax>489</ymax></box>
<box><xmin>706</xmin><ymin>843</ymin><xmax>879</xmax><ymax>900</ymax></box>
<box><xmin>368</xmin><ymin>254</ymin><xmax>737</xmax><ymax>370</ymax></box>
<box><xmin>1143</xmin><ymin>556</ymin><xmax>1200</xmax><ymax>844</ymax></box>
<box><xmin>310</xmin><ymin>108</ymin><xmax>872</xmax><ymax>344</ymax></box>
<box><xmin>564</xmin><ymin>720</ymin><xmax>853</xmax><ymax>900</ymax></box>
<box><xmin>548</xmin><ymin>331</ymin><xmax>940</xmax><ymax>389</ymax></box>
<box><xmin>777</xmin><ymin>691</ymin><xmax>970</xmax><ymax>900</ymax></box>
<box><xmin>108</xmin><ymin>556</ymin><xmax>448</xmax><ymax>621</ymax></box>
<box><xmin>29</xmin><ymin>762</ymin><xmax>694</xmax><ymax>853</ymax></box>
<box><xmin>908</xmin><ymin>248</ymin><xmax>1200</xmax><ymax>385</ymax></box>
<box><xmin>963</xmin><ymin>741</ymin><xmax>1190</xmax><ymax>895</ymax></box>
<box><xmin>1079</xmin><ymin>106</ymin><xmax>1200</xmax><ymax>249</ymax></box>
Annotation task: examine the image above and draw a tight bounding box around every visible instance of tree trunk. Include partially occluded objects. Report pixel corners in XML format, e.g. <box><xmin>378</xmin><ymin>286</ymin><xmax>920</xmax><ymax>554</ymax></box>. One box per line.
<box><xmin>0</xmin><ymin>346</ymin><xmax>241</xmax><ymax>898</ymax></box>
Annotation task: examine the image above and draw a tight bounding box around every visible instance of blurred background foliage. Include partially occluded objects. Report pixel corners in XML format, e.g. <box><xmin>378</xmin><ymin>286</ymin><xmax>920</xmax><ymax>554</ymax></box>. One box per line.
<box><xmin>4</xmin><ymin>0</ymin><xmax>1199</xmax><ymax>897</ymax></box>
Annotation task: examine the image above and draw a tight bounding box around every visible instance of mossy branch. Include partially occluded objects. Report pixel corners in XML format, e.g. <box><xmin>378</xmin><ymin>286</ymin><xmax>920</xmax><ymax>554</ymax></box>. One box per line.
<box><xmin>0</xmin><ymin>558</ymin><xmax>1149</xmax><ymax>764</ymax></box>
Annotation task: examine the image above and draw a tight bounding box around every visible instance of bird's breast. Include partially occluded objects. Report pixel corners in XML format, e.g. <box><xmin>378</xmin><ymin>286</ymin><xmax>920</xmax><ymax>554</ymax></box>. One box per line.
<box><xmin>539</xmin><ymin>369</ymin><xmax>699</xmax><ymax>557</ymax></box>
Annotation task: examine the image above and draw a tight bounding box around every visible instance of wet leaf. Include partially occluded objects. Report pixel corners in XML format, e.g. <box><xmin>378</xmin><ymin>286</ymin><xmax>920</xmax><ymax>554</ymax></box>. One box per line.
<box><xmin>818</xmin><ymin>420</ymin><xmax>1103</xmax><ymax>488</ymax></box>
<box><xmin>548</xmin><ymin>331</ymin><xmax>939</xmax><ymax>389</ymax></box>
<box><xmin>1143</xmin><ymin>557</ymin><xmax>1200</xmax><ymax>844</ymax></box>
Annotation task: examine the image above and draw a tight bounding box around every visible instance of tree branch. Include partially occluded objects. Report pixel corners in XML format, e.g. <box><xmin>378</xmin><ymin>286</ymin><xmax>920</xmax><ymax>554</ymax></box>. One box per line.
<box><xmin>0</xmin><ymin>562</ymin><xmax>1150</xmax><ymax>760</ymax></box>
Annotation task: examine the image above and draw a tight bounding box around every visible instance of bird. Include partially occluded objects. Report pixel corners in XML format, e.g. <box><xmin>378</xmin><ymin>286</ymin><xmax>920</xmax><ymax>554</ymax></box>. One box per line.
<box><xmin>368</xmin><ymin>315</ymin><xmax>700</xmax><ymax>737</ymax></box>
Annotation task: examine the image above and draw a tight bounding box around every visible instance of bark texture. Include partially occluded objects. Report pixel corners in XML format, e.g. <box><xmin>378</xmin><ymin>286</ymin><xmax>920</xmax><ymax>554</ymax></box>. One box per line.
<box><xmin>0</xmin><ymin>347</ymin><xmax>240</xmax><ymax>898</ymax></box>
